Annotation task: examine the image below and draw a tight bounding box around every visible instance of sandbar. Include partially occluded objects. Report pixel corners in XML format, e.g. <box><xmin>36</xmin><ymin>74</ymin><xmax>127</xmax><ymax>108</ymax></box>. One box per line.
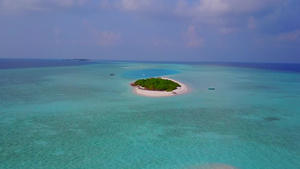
<box><xmin>131</xmin><ymin>77</ymin><xmax>190</xmax><ymax>97</ymax></box>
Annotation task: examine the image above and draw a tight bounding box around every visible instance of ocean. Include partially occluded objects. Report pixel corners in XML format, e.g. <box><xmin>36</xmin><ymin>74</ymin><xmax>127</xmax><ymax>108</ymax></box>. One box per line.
<box><xmin>0</xmin><ymin>59</ymin><xmax>299</xmax><ymax>169</ymax></box>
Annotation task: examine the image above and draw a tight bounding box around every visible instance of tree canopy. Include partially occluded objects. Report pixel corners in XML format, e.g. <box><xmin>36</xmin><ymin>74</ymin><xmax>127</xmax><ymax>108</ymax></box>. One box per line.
<box><xmin>132</xmin><ymin>78</ymin><xmax>181</xmax><ymax>92</ymax></box>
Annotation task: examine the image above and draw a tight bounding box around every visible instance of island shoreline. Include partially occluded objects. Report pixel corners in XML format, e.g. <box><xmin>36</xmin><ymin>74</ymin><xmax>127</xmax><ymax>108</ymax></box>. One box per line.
<box><xmin>131</xmin><ymin>77</ymin><xmax>190</xmax><ymax>97</ymax></box>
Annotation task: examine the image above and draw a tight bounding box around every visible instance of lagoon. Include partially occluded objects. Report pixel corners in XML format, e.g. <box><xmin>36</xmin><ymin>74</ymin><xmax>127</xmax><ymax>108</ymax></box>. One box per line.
<box><xmin>0</xmin><ymin>59</ymin><xmax>300</xmax><ymax>169</ymax></box>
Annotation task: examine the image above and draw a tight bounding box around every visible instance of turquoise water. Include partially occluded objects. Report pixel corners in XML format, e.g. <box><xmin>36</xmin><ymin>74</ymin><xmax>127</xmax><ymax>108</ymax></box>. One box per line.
<box><xmin>122</xmin><ymin>68</ymin><xmax>180</xmax><ymax>78</ymax></box>
<box><xmin>0</xmin><ymin>62</ymin><xmax>300</xmax><ymax>169</ymax></box>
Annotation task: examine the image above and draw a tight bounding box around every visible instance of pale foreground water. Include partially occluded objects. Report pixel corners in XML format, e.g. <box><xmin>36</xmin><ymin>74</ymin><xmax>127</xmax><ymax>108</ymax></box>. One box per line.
<box><xmin>0</xmin><ymin>61</ymin><xmax>300</xmax><ymax>169</ymax></box>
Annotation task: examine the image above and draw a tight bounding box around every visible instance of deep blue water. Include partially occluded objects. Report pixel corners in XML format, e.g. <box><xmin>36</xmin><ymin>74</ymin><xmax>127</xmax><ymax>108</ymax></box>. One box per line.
<box><xmin>1</xmin><ymin>59</ymin><xmax>299</xmax><ymax>73</ymax></box>
<box><xmin>0</xmin><ymin>58</ymin><xmax>94</xmax><ymax>69</ymax></box>
<box><xmin>122</xmin><ymin>68</ymin><xmax>180</xmax><ymax>78</ymax></box>
<box><xmin>199</xmin><ymin>62</ymin><xmax>300</xmax><ymax>73</ymax></box>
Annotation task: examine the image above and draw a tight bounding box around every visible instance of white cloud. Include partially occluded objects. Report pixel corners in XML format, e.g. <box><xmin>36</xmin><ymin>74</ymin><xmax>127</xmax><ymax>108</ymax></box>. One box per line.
<box><xmin>174</xmin><ymin>0</ymin><xmax>230</xmax><ymax>24</ymax></box>
<box><xmin>278</xmin><ymin>29</ymin><xmax>300</xmax><ymax>41</ymax></box>
<box><xmin>0</xmin><ymin>0</ymin><xmax>43</xmax><ymax>14</ymax></box>
<box><xmin>183</xmin><ymin>25</ymin><xmax>204</xmax><ymax>48</ymax></box>
<box><xmin>174</xmin><ymin>0</ymin><xmax>283</xmax><ymax>23</ymax></box>
<box><xmin>0</xmin><ymin>0</ymin><xmax>88</xmax><ymax>14</ymax></box>
<box><xmin>119</xmin><ymin>0</ymin><xmax>153</xmax><ymax>11</ymax></box>
<box><xmin>97</xmin><ymin>31</ymin><xmax>121</xmax><ymax>46</ymax></box>
<box><xmin>100</xmin><ymin>0</ymin><xmax>165</xmax><ymax>13</ymax></box>
<box><xmin>193</xmin><ymin>0</ymin><xmax>230</xmax><ymax>15</ymax></box>
<box><xmin>54</xmin><ymin>0</ymin><xmax>87</xmax><ymax>7</ymax></box>
<box><xmin>83</xmin><ymin>19</ymin><xmax>121</xmax><ymax>46</ymax></box>
<box><xmin>100</xmin><ymin>0</ymin><xmax>282</xmax><ymax>16</ymax></box>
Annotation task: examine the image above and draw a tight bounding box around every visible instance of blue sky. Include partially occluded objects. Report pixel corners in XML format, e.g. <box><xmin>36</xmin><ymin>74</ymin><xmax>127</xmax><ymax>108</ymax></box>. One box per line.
<box><xmin>0</xmin><ymin>0</ymin><xmax>299</xmax><ymax>62</ymax></box>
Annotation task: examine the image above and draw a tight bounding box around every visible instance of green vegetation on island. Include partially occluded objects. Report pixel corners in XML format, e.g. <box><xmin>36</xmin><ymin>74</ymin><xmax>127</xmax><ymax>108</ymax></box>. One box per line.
<box><xmin>132</xmin><ymin>77</ymin><xmax>181</xmax><ymax>92</ymax></box>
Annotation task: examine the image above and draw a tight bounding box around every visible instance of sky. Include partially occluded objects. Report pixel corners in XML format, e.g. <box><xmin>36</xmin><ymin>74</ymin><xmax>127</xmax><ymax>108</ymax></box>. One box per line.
<box><xmin>0</xmin><ymin>0</ymin><xmax>299</xmax><ymax>63</ymax></box>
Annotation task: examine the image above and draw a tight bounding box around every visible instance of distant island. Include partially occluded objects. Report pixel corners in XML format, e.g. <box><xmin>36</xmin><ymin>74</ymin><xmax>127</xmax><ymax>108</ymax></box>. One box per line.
<box><xmin>72</xmin><ymin>59</ymin><xmax>91</xmax><ymax>62</ymax></box>
<box><xmin>131</xmin><ymin>77</ymin><xmax>181</xmax><ymax>92</ymax></box>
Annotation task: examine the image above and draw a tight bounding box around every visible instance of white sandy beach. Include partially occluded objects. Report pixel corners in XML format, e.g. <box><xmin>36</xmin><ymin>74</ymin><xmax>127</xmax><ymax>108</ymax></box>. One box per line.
<box><xmin>131</xmin><ymin>77</ymin><xmax>190</xmax><ymax>97</ymax></box>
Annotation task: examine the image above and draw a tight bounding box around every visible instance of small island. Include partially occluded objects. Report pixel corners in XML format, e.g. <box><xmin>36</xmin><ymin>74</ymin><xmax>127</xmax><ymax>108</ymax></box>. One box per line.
<box><xmin>131</xmin><ymin>77</ymin><xmax>189</xmax><ymax>97</ymax></box>
<box><xmin>131</xmin><ymin>77</ymin><xmax>181</xmax><ymax>92</ymax></box>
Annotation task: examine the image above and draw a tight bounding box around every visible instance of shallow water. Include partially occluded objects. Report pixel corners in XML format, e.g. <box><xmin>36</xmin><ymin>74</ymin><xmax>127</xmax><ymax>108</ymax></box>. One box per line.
<box><xmin>0</xmin><ymin>61</ymin><xmax>299</xmax><ymax>169</ymax></box>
